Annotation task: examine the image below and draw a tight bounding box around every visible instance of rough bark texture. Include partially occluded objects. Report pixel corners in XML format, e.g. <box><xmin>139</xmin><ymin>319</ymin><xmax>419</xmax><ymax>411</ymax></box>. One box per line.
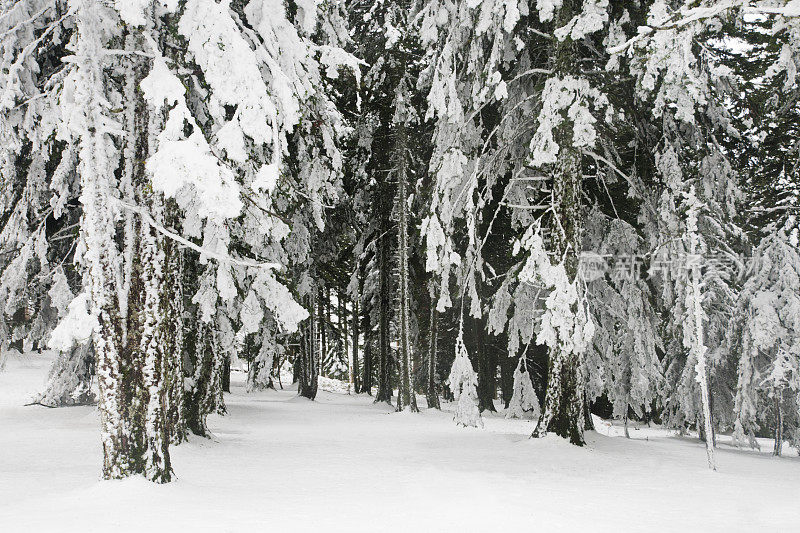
<box><xmin>162</xmin><ymin>200</ymin><xmax>186</xmax><ymax>445</ymax></box>
<box><xmin>184</xmin><ymin>317</ymin><xmax>225</xmax><ymax>437</ymax></box>
<box><xmin>298</xmin><ymin>292</ymin><xmax>319</xmax><ymax>400</ymax></box>
<box><xmin>532</xmin><ymin>0</ymin><xmax>586</xmax><ymax>446</ymax></box>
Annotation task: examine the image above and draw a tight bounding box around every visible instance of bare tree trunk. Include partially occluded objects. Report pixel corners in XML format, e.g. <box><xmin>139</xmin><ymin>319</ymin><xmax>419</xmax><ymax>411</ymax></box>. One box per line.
<box><xmin>299</xmin><ymin>292</ymin><xmax>319</xmax><ymax>400</ymax></box>
<box><xmin>624</xmin><ymin>407</ymin><xmax>630</xmax><ymax>439</ymax></box>
<box><xmin>375</xmin><ymin>230</ymin><xmax>393</xmax><ymax>404</ymax></box>
<box><xmin>362</xmin><ymin>311</ymin><xmax>373</xmax><ymax>394</ymax></box>
<box><xmin>340</xmin><ymin>291</ymin><xmax>352</xmax><ymax>392</ymax></box>
<box><xmin>394</xmin><ymin>82</ymin><xmax>418</xmax><ymax>413</ymax></box>
<box><xmin>774</xmin><ymin>390</ymin><xmax>783</xmax><ymax>456</ymax></box>
<box><xmin>352</xmin><ymin>285</ymin><xmax>360</xmax><ymax>393</ymax></box>
<box><xmin>426</xmin><ymin>300</ymin><xmax>441</xmax><ymax>409</ymax></box>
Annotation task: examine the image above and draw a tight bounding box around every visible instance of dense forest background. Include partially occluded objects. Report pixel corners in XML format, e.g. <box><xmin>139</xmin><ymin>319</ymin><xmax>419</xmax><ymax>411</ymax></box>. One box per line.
<box><xmin>2</xmin><ymin>0</ymin><xmax>800</xmax><ymax>481</ymax></box>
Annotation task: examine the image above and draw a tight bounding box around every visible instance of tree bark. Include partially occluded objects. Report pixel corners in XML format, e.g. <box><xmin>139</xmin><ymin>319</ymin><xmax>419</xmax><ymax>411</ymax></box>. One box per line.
<box><xmin>222</xmin><ymin>356</ymin><xmax>231</xmax><ymax>393</ymax></box>
<box><xmin>426</xmin><ymin>299</ymin><xmax>441</xmax><ymax>409</ymax></box>
<box><xmin>352</xmin><ymin>286</ymin><xmax>360</xmax><ymax>393</ymax></box>
<box><xmin>375</xmin><ymin>230</ymin><xmax>393</xmax><ymax>404</ymax></box>
<box><xmin>474</xmin><ymin>315</ymin><xmax>497</xmax><ymax>413</ymax></box>
<box><xmin>298</xmin><ymin>292</ymin><xmax>319</xmax><ymax>400</ymax></box>
<box><xmin>531</xmin><ymin>0</ymin><xmax>587</xmax><ymax>447</ymax></box>
<box><xmin>394</xmin><ymin>83</ymin><xmax>418</xmax><ymax>412</ymax></box>
<box><xmin>774</xmin><ymin>390</ymin><xmax>783</xmax><ymax>456</ymax></box>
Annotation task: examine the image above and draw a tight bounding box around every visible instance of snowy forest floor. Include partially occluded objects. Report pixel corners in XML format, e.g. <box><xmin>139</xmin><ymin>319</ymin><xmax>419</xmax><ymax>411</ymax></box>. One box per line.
<box><xmin>1</xmin><ymin>351</ymin><xmax>799</xmax><ymax>532</ymax></box>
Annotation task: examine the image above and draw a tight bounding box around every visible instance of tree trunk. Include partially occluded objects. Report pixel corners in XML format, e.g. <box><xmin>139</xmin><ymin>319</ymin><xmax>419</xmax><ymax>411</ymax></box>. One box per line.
<box><xmin>689</xmin><ymin>199</ymin><xmax>715</xmax><ymax>470</ymax></box>
<box><xmin>352</xmin><ymin>288</ymin><xmax>361</xmax><ymax>394</ymax></box>
<box><xmin>426</xmin><ymin>299</ymin><xmax>441</xmax><ymax>409</ymax></box>
<box><xmin>184</xmin><ymin>316</ymin><xmax>225</xmax><ymax>437</ymax></box>
<box><xmin>624</xmin><ymin>407</ymin><xmax>630</xmax><ymax>439</ymax></box>
<box><xmin>362</xmin><ymin>311</ymin><xmax>373</xmax><ymax>394</ymax></box>
<box><xmin>375</xmin><ymin>230</ymin><xmax>393</xmax><ymax>404</ymax></box>
<box><xmin>162</xmin><ymin>200</ymin><xmax>186</xmax><ymax>445</ymax></box>
<box><xmin>471</xmin><ymin>314</ymin><xmax>496</xmax><ymax>412</ymax></box>
<box><xmin>774</xmin><ymin>390</ymin><xmax>783</xmax><ymax>456</ymax></box>
<box><xmin>531</xmin><ymin>0</ymin><xmax>587</xmax><ymax>447</ymax></box>
<box><xmin>500</xmin><ymin>349</ymin><xmax>514</xmax><ymax>409</ymax></box>
<box><xmin>341</xmin><ymin>291</ymin><xmax>351</xmax><ymax>392</ymax></box>
<box><xmin>584</xmin><ymin>394</ymin><xmax>595</xmax><ymax>431</ymax></box>
<box><xmin>319</xmin><ymin>288</ymin><xmax>327</xmax><ymax>374</ymax></box>
<box><xmin>394</xmin><ymin>84</ymin><xmax>418</xmax><ymax>413</ymax></box>
<box><xmin>298</xmin><ymin>292</ymin><xmax>319</xmax><ymax>400</ymax></box>
<box><xmin>222</xmin><ymin>356</ymin><xmax>231</xmax><ymax>393</ymax></box>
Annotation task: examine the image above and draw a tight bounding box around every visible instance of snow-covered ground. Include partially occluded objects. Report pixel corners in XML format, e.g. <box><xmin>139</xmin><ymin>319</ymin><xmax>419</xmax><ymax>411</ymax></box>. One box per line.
<box><xmin>1</xmin><ymin>351</ymin><xmax>798</xmax><ymax>532</ymax></box>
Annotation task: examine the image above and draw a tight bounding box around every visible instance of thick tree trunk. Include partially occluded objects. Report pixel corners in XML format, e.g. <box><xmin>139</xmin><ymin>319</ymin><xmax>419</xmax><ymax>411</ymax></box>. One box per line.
<box><xmin>138</xmin><ymin>221</ymin><xmax>172</xmax><ymax>482</ymax></box>
<box><xmin>184</xmin><ymin>317</ymin><xmax>225</xmax><ymax>437</ymax></box>
<box><xmin>531</xmin><ymin>0</ymin><xmax>587</xmax><ymax>447</ymax></box>
<box><xmin>500</xmin><ymin>349</ymin><xmax>514</xmax><ymax>409</ymax></box>
<box><xmin>298</xmin><ymin>292</ymin><xmax>319</xmax><ymax>400</ymax></box>
<box><xmin>162</xmin><ymin>200</ymin><xmax>186</xmax><ymax>445</ymax></box>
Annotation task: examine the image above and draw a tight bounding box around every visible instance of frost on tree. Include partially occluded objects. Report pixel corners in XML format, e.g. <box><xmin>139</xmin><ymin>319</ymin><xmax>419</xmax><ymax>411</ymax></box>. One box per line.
<box><xmin>734</xmin><ymin>221</ymin><xmax>800</xmax><ymax>455</ymax></box>
<box><xmin>0</xmin><ymin>0</ymin><xmax>81</xmax><ymax>357</ymax></box>
<box><xmin>506</xmin><ymin>356</ymin><xmax>541</xmax><ymax>421</ymax></box>
<box><xmin>37</xmin><ymin>291</ymin><xmax>97</xmax><ymax>407</ymax></box>
<box><xmin>582</xmin><ymin>212</ymin><xmax>663</xmax><ymax>436</ymax></box>
<box><xmin>447</xmin><ymin>326</ymin><xmax>483</xmax><ymax>428</ymax></box>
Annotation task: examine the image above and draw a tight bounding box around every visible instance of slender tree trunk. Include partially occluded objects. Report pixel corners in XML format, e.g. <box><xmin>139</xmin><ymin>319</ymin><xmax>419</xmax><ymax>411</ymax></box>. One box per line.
<box><xmin>624</xmin><ymin>407</ymin><xmax>630</xmax><ymax>439</ymax></box>
<box><xmin>500</xmin><ymin>348</ymin><xmax>514</xmax><ymax>409</ymax></box>
<box><xmin>395</xmin><ymin>84</ymin><xmax>418</xmax><ymax>413</ymax></box>
<box><xmin>352</xmin><ymin>288</ymin><xmax>360</xmax><ymax>394</ymax></box>
<box><xmin>319</xmin><ymin>288</ymin><xmax>327</xmax><ymax>374</ymax></box>
<box><xmin>584</xmin><ymin>394</ymin><xmax>595</xmax><ymax>431</ymax></box>
<box><xmin>222</xmin><ymin>356</ymin><xmax>231</xmax><ymax>393</ymax></box>
<box><xmin>362</xmin><ymin>312</ymin><xmax>373</xmax><ymax>394</ymax></box>
<box><xmin>341</xmin><ymin>291</ymin><xmax>351</xmax><ymax>392</ymax></box>
<box><xmin>774</xmin><ymin>390</ymin><xmax>783</xmax><ymax>456</ymax></box>
<box><xmin>426</xmin><ymin>299</ymin><xmax>441</xmax><ymax>409</ymax></box>
<box><xmin>375</xmin><ymin>230</ymin><xmax>393</xmax><ymax>404</ymax></box>
<box><xmin>689</xmin><ymin>203</ymin><xmax>715</xmax><ymax>470</ymax></box>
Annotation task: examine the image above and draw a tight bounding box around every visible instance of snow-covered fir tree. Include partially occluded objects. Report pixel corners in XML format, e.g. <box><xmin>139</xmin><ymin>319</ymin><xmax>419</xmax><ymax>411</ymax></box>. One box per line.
<box><xmin>4</xmin><ymin>0</ymin><xmax>800</xmax><ymax>498</ymax></box>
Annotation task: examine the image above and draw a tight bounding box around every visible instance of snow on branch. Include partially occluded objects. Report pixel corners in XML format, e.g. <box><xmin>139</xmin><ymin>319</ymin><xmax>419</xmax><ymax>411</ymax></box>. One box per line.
<box><xmin>114</xmin><ymin>199</ymin><xmax>282</xmax><ymax>270</ymax></box>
